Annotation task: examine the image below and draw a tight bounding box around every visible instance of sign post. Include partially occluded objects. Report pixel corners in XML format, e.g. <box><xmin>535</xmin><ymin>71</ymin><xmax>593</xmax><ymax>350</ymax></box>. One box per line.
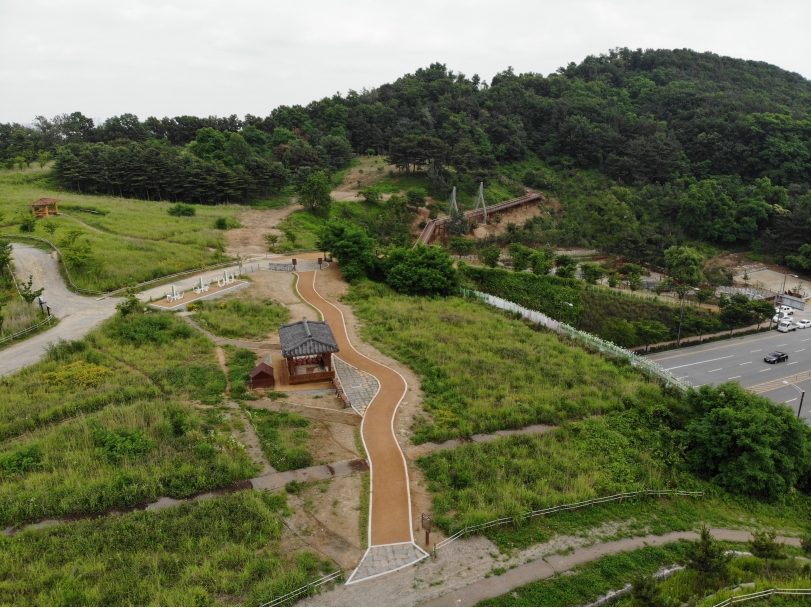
<box><xmin>421</xmin><ymin>513</ymin><xmax>432</xmax><ymax>548</ymax></box>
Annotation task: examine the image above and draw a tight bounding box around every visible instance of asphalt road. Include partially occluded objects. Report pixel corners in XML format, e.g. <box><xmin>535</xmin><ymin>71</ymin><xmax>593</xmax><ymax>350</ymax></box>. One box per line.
<box><xmin>646</xmin><ymin>326</ymin><xmax>811</xmax><ymax>421</ymax></box>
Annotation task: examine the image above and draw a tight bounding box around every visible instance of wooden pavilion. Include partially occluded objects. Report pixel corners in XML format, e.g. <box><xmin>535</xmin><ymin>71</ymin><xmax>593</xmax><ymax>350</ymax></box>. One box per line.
<box><xmin>278</xmin><ymin>317</ymin><xmax>339</xmax><ymax>385</ymax></box>
<box><xmin>29</xmin><ymin>198</ymin><xmax>60</xmax><ymax>217</ymax></box>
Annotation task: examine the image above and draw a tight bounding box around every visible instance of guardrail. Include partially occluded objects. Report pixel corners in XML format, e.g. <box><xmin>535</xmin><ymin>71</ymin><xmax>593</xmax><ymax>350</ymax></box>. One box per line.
<box><xmin>714</xmin><ymin>587</ymin><xmax>811</xmax><ymax>606</ymax></box>
<box><xmin>433</xmin><ymin>489</ymin><xmax>703</xmax><ymax>554</ymax></box>
<box><xmin>258</xmin><ymin>570</ymin><xmax>343</xmax><ymax>607</ymax></box>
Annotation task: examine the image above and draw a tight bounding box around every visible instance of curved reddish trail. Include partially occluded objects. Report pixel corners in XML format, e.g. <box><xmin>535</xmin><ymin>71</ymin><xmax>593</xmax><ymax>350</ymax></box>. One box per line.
<box><xmin>296</xmin><ymin>271</ymin><xmax>413</xmax><ymax>546</ymax></box>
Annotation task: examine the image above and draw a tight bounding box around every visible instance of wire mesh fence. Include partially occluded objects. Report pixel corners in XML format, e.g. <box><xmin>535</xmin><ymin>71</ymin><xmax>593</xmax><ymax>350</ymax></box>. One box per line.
<box><xmin>258</xmin><ymin>570</ymin><xmax>343</xmax><ymax>607</ymax></box>
<box><xmin>433</xmin><ymin>489</ymin><xmax>704</xmax><ymax>554</ymax></box>
<box><xmin>460</xmin><ymin>288</ymin><xmax>691</xmax><ymax>392</ymax></box>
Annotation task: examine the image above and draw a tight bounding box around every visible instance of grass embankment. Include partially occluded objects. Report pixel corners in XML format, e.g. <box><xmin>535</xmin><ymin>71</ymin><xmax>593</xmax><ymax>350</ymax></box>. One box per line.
<box><xmin>0</xmin><ymin>170</ymin><xmax>239</xmax><ymax>291</ymax></box>
<box><xmin>244</xmin><ymin>409</ymin><xmax>314</xmax><ymax>471</ymax></box>
<box><xmin>0</xmin><ymin>313</ymin><xmax>258</xmax><ymax>526</ymax></box>
<box><xmin>348</xmin><ymin>287</ymin><xmax>676</xmax><ymax>443</ymax></box>
<box><xmin>481</xmin><ymin>541</ymin><xmax>693</xmax><ymax>606</ymax></box>
<box><xmin>461</xmin><ymin>266</ymin><xmax>731</xmax><ymax>347</ymax></box>
<box><xmin>191</xmin><ymin>296</ymin><xmax>289</xmax><ymax>340</ymax></box>
<box><xmin>0</xmin><ymin>490</ymin><xmax>334</xmax><ymax>606</ymax></box>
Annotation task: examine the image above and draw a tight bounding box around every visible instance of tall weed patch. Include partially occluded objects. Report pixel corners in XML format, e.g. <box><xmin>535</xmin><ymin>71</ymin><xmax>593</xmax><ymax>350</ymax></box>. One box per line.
<box><xmin>0</xmin><ymin>491</ymin><xmax>334</xmax><ymax>606</ymax></box>
<box><xmin>349</xmin><ymin>292</ymin><xmax>678</xmax><ymax>443</ymax></box>
<box><xmin>193</xmin><ymin>297</ymin><xmax>290</xmax><ymax>340</ymax></box>
<box><xmin>418</xmin><ymin>412</ymin><xmax>679</xmax><ymax>533</ymax></box>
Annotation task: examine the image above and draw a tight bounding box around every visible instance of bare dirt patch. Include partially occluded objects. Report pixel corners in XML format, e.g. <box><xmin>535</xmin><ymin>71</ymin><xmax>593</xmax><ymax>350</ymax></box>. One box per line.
<box><xmin>471</xmin><ymin>204</ymin><xmax>547</xmax><ymax>239</ymax></box>
<box><xmin>280</xmin><ymin>475</ymin><xmax>366</xmax><ymax>570</ymax></box>
<box><xmin>224</xmin><ymin>205</ymin><xmax>302</xmax><ymax>256</ymax></box>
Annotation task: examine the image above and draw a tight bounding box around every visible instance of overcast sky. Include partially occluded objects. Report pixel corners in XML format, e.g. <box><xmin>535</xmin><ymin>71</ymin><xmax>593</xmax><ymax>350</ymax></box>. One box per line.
<box><xmin>1</xmin><ymin>0</ymin><xmax>809</xmax><ymax>125</ymax></box>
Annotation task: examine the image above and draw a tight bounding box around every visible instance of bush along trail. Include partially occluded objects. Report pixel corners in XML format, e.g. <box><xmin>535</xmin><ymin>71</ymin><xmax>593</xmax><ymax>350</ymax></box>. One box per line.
<box><xmin>294</xmin><ymin>270</ymin><xmax>429</xmax><ymax>583</ymax></box>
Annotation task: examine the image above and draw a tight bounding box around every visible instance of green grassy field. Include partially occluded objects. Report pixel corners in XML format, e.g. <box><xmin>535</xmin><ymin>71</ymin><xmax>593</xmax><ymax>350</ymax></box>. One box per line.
<box><xmin>418</xmin><ymin>413</ymin><xmax>674</xmax><ymax>534</ymax></box>
<box><xmin>348</xmin><ymin>289</ymin><xmax>678</xmax><ymax>443</ymax></box>
<box><xmin>0</xmin><ymin>490</ymin><xmax>334</xmax><ymax>606</ymax></box>
<box><xmin>0</xmin><ymin>169</ymin><xmax>240</xmax><ymax>291</ymax></box>
<box><xmin>191</xmin><ymin>295</ymin><xmax>289</xmax><ymax>340</ymax></box>
<box><xmin>244</xmin><ymin>408</ymin><xmax>314</xmax><ymax>471</ymax></box>
<box><xmin>0</xmin><ymin>312</ymin><xmax>259</xmax><ymax>526</ymax></box>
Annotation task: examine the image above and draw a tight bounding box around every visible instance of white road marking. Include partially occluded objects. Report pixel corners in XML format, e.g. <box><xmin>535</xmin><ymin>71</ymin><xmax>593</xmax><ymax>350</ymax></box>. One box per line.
<box><xmin>740</xmin><ymin>362</ymin><xmax>752</xmax><ymax>365</ymax></box>
<box><xmin>751</xmin><ymin>349</ymin><xmax>762</xmax><ymax>352</ymax></box>
<box><xmin>797</xmin><ymin>349</ymin><xmax>806</xmax><ymax>352</ymax></box>
<box><xmin>728</xmin><ymin>375</ymin><xmax>741</xmax><ymax>379</ymax></box>
<box><xmin>664</xmin><ymin>355</ymin><xmax>734</xmax><ymax>371</ymax></box>
<box><xmin>708</xmin><ymin>368</ymin><xmax>722</xmax><ymax>373</ymax></box>
<box><xmin>788</xmin><ymin>362</ymin><xmax>799</xmax><ymax>365</ymax></box>
<box><xmin>777</xmin><ymin>344</ymin><xmax>787</xmax><ymax>347</ymax></box>
<box><xmin>760</xmin><ymin>368</ymin><xmax>771</xmax><ymax>372</ymax></box>
<box><xmin>787</xmin><ymin>398</ymin><xmax>798</xmax><ymax>403</ymax></box>
<box><xmin>803</xmin><ymin>338</ymin><xmax>811</xmax><ymax>342</ymax></box>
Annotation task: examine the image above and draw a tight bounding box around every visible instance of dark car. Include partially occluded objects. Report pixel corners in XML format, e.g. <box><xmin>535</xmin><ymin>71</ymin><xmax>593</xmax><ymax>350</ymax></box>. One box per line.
<box><xmin>764</xmin><ymin>351</ymin><xmax>789</xmax><ymax>364</ymax></box>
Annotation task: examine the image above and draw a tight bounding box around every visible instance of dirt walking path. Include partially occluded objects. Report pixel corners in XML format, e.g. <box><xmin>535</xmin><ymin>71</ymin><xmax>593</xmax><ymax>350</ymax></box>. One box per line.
<box><xmin>295</xmin><ymin>270</ymin><xmax>413</xmax><ymax>547</ymax></box>
<box><xmin>422</xmin><ymin>528</ymin><xmax>803</xmax><ymax>607</ymax></box>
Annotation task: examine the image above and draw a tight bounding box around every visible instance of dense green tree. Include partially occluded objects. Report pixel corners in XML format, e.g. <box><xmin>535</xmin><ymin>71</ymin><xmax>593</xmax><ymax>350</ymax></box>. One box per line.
<box><xmin>633</xmin><ymin>320</ymin><xmax>670</xmax><ymax>351</ymax></box>
<box><xmin>479</xmin><ymin>246</ymin><xmax>501</xmax><ymax>268</ymax></box>
<box><xmin>317</xmin><ymin>222</ymin><xmax>376</xmax><ymax>281</ymax></box>
<box><xmin>685</xmin><ymin>525</ymin><xmax>731</xmax><ymax>588</ymax></box>
<box><xmin>579</xmin><ymin>262</ymin><xmax>605</xmax><ymax>285</ymax></box>
<box><xmin>298</xmin><ymin>171</ymin><xmax>332</xmax><ymax>217</ymax></box>
<box><xmin>384</xmin><ymin>246</ymin><xmax>458</xmax><ymax>296</ymax></box>
<box><xmin>684</xmin><ymin>383</ymin><xmax>811</xmax><ymax>499</ymax></box>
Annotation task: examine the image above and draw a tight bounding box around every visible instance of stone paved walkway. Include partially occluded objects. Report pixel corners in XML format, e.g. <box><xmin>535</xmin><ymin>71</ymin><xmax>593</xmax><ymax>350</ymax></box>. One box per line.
<box><xmin>347</xmin><ymin>543</ymin><xmax>429</xmax><ymax>584</ymax></box>
<box><xmin>334</xmin><ymin>355</ymin><xmax>379</xmax><ymax>415</ymax></box>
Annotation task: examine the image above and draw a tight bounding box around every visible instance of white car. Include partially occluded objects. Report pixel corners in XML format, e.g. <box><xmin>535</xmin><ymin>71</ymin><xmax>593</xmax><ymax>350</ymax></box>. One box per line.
<box><xmin>776</xmin><ymin>305</ymin><xmax>794</xmax><ymax>315</ymax></box>
<box><xmin>797</xmin><ymin>319</ymin><xmax>811</xmax><ymax>329</ymax></box>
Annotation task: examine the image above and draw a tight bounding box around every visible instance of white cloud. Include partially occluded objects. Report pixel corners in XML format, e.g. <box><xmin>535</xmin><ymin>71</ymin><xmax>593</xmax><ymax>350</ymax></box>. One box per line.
<box><xmin>0</xmin><ymin>0</ymin><xmax>809</xmax><ymax>123</ymax></box>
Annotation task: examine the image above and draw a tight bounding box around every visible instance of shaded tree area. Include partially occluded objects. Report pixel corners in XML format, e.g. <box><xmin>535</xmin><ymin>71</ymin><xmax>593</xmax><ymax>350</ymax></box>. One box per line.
<box><xmin>5</xmin><ymin>48</ymin><xmax>811</xmax><ymax>261</ymax></box>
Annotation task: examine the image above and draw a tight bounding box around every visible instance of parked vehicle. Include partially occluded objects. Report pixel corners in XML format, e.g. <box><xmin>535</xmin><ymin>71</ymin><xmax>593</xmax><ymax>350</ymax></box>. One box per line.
<box><xmin>777</xmin><ymin>319</ymin><xmax>798</xmax><ymax>333</ymax></box>
<box><xmin>798</xmin><ymin>319</ymin><xmax>811</xmax><ymax>329</ymax></box>
<box><xmin>764</xmin><ymin>351</ymin><xmax>789</xmax><ymax>363</ymax></box>
<box><xmin>776</xmin><ymin>305</ymin><xmax>795</xmax><ymax>315</ymax></box>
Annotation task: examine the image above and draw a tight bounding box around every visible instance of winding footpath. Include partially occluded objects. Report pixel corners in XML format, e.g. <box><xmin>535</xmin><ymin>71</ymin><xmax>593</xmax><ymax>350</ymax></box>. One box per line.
<box><xmin>295</xmin><ymin>270</ymin><xmax>428</xmax><ymax>582</ymax></box>
<box><xmin>0</xmin><ymin>245</ymin><xmax>120</xmax><ymax>377</ymax></box>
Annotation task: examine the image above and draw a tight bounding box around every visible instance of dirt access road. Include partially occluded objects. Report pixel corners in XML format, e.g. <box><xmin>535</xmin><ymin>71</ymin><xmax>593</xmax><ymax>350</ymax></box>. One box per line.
<box><xmin>296</xmin><ymin>270</ymin><xmax>413</xmax><ymax>546</ymax></box>
<box><xmin>0</xmin><ymin>244</ymin><xmax>120</xmax><ymax>377</ymax></box>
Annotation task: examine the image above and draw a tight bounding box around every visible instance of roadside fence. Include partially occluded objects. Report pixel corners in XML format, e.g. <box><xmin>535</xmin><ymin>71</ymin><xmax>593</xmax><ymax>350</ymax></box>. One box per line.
<box><xmin>714</xmin><ymin>587</ymin><xmax>811</xmax><ymax>606</ymax></box>
<box><xmin>460</xmin><ymin>288</ymin><xmax>691</xmax><ymax>392</ymax></box>
<box><xmin>432</xmin><ymin>489</ymin><xmax>703</xmax><ymax>556</ymax></box>
<box><xmin>0</xmin><ymin>315</ymin><xmax>54</xmax><ymax>347</ymax></box>
<box><xmin>258</xmin><ymin>570</ymin><xmax>343</xmax><ymax>607</ymax></box>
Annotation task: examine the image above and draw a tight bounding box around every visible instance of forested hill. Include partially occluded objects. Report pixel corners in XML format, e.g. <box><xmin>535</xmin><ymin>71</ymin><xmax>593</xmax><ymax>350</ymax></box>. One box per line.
<box><xmin>3</xmin><ymin>47</ymin><xmax>811</xmax><ymax>266</ymax></box>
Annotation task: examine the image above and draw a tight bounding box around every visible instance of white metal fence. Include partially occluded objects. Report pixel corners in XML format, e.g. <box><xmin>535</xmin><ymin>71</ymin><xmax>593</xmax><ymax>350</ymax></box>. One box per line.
<box><xmin>258</xmin><ymin>570</ymin><xmax>342</xmax><ymax>607</ymax></box>
<box><xmin>714</xmin><ymin>587</ymin><xmax>811</xmax><ymax>606</ymax></box>
<box><xmin>433</xmin><ymin>489</ymin><xmax>703</xmax><ymax>554</ymax></box>
<box><xmin>460</xmin><ymin>288</ymin><xmax>691</xmax><ymax>392</ymax></box>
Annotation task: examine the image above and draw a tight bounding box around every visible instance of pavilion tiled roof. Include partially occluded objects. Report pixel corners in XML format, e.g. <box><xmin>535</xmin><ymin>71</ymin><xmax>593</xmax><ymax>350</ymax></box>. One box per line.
<box><xmin>30</xmin><ymin>198</ymin><xmax>60</xmax><ymax>206</ymax></box>
<box><xmin>279</xmin><ymin>317</ymin><xmax>339</xmax><ymax>357</ymax></box>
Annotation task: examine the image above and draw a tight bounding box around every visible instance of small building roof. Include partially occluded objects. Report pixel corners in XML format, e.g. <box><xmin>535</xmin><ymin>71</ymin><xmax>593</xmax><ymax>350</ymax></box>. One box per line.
<box><xmin>279</xmin><ymin>317</ymin><xmax>339</xmax><ymax>357</ymax></box>
<box><xmin>250</xmin><ymin>362</ymin><xmax>274</xmax><ymax>378</ymax></box>
<box><xmin>30</xmin><ymin>198</ymin><xmax>60</xmax><ymax>206</ymax></box>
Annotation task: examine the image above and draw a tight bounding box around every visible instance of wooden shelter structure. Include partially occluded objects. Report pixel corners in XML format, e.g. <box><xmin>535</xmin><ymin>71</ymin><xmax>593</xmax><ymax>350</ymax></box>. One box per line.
<box><xmin>279</xmin><ymin>317</ymin><xmax>339</xmax><ymax>385</ymax></box>
<box><xmin>250</xmin><ymin>362</ymin><xmax>275</xmax><ymax>389</ymax></box>
<box><xmin>29</xmin><ymin>198</ymin><xmax>60</xmax><ymax>217</ymax></box>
